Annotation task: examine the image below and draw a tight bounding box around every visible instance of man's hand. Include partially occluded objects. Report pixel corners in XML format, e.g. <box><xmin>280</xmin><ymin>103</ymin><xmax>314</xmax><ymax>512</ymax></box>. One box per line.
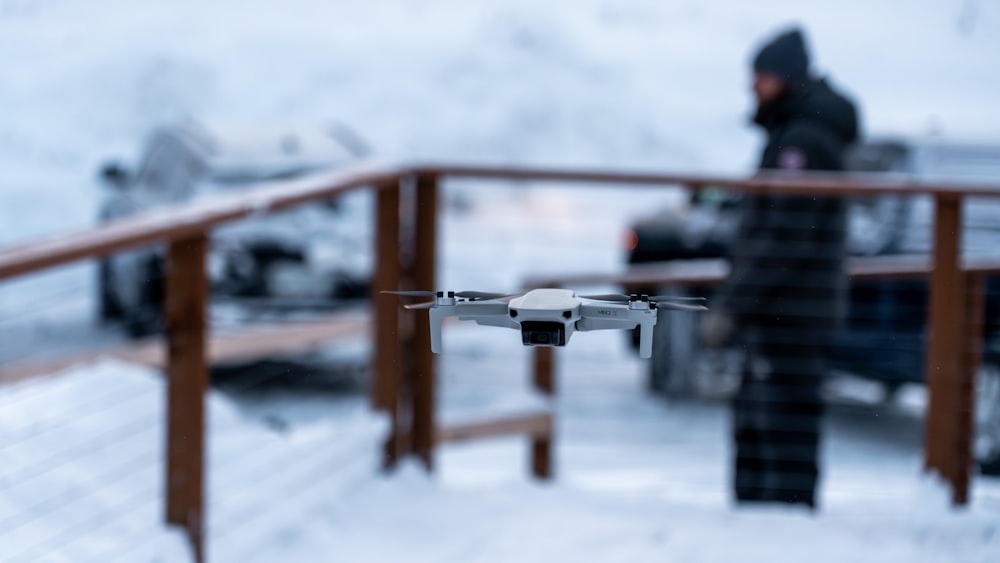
<box><xmin>699</xmin><ymin>309</ymin><xmax>735</xmax><ymax>349</ymax></box>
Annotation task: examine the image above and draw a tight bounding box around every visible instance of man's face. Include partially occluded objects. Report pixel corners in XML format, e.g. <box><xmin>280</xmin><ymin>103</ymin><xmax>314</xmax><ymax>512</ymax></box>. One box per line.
<box><xmin>753</xmin><ymin>71</ymin><xmax>786</xmax><ymax>105</ymax></box>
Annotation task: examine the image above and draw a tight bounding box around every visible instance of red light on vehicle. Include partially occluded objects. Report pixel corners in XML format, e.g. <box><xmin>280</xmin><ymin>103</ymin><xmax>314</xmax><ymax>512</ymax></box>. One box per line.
<box><xmin>623</xmin><ymin>228</ymin><xmax>638</xmax><ymax>251</ymax></box>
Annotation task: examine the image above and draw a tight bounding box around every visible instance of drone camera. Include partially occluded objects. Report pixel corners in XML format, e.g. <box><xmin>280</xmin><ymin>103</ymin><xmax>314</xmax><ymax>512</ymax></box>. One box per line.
<box><xmin>520</xmin><ymin>321</ymin><xmax>566</xmax><ymax>347</ymax></box>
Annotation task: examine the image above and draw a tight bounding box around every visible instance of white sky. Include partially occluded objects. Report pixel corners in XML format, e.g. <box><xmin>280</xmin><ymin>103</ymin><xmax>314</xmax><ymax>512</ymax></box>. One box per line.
<box><xmin>1</xmin><ymin>0</ymin><xmax>998</xmax><ymax>243</ymax></box>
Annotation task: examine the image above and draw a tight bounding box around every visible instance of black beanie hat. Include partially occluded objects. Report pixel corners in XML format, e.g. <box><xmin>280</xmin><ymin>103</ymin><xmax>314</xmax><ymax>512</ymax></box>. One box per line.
<box><xmin>752</xmin><ymin>28</ymin><xmax>810</xmax><ymax>84</ymax></box>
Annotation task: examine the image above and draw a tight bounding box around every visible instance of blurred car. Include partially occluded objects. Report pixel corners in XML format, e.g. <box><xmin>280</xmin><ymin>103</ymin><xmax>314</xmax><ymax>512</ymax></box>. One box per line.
<box><xmin>623</xmin><ymin>137</ymin><xmax>1000</xmax><ymax>474</ymax></box>
<box><xmin>96</xmin><ymin>119</ymin><xmax>374</xmax><ymax>337</ymax></box>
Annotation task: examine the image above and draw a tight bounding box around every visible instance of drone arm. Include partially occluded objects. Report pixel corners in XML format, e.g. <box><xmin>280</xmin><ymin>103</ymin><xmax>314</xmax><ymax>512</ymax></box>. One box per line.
<box><xmin>468</xmin><ymin>317</ymin><xmax>520</xmax><ymax>329</ymax></box>
<box><xmin>575</xmin><ymin>314</ymin><xmax>654</xmax><ymax>358</ymax></box>
<box><xmin>576</xmin><ymin>303</ymin><xmax>645</xmax><ymax>332</ymax></box>
<box><xmin>457</xmin><ymin>301</ymin><xmax>518</xmax><ymax>329</ymax></box>
<box><xmin>578</xmin><ymin>303</ymin><xmax>658</xmax><ymax>359</ymax></box>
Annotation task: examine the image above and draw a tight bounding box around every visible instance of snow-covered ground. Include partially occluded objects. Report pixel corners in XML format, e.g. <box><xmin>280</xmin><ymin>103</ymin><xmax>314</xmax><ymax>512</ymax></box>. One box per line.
<box><xmin>3</xmin><ymin>0</ymin><xmax>1000</xmax><ymax>561</ymax></box>
<box><xmin>3</xmin><ymin>326</ymin><xmax>1000</xmax><ymax>562</ymax></box>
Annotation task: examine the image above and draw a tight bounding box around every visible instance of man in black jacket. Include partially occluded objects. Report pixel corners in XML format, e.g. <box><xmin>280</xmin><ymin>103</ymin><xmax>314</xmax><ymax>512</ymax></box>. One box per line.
<box><xmin>699</xmin><ymin>26</ymin><xmax>860</xmax><ymax>509</ymax></box>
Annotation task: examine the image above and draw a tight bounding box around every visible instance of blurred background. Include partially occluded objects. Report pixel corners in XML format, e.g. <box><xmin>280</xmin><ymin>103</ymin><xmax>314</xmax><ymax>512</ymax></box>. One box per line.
<box><xmin>2</xmin><ymin>1</ymin><xmax>1000</xmax><ymax>561</ymax></box>
<box><xmin>2</xmin><ymin>0</ymin><xmax>998</xmax><ymax>243</ymax></box>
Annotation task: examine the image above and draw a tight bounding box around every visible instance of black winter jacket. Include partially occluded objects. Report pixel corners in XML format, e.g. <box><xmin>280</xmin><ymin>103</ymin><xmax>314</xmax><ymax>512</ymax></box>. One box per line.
<box><xmin>716</xmin><ymin>78</ymin><xmax>860</xmax><ymax>343</ymax></box>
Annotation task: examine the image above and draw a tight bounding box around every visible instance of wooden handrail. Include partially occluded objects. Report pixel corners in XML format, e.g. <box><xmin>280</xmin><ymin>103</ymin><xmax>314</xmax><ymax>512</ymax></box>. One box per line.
<box><xmin>524</xmin><ymin>254</ymin><xmax>1000</xmax><ymax>290</ymax></box>
<box><xmin>0</xmin><ymin>162</ymin><xmax>404</xmax><ymax>280</ymax></box>
<box><xmin>414</xmin><ymin>163</ymin><xmax>1000</xmax><ymax>197</ymax></box>
<box><xmin>4</xmin><ymin>163</ymin><xmax>1000</xmax><ymax>282</ymax></box>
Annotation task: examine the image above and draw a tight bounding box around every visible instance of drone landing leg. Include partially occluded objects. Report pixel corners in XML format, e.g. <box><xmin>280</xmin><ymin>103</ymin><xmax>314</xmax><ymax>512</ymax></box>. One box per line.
<box><xmin>638</xmin><ymin>317</ymin><xmax>656</xmax><ymax>359</ymax></box>
<box><xmin>428</xmin><ymin>307</ymin><xmax>445</xmax><ymax>353</ymax></box>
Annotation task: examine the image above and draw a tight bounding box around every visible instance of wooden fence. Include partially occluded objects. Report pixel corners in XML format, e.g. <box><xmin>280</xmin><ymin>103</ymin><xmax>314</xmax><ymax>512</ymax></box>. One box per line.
<box><xmin>1</xmin><ymin>162</ymin><xmax>998</xmax><ymax>561</ymax></box>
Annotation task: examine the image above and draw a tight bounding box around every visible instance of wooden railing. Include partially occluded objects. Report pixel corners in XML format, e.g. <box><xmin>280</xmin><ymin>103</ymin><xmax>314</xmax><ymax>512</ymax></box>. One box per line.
<box><xmin>413</xmin><ymin>165</ymin><xmax>998</xmax><ymax>510</ymax></box>
<box><xmin>2</xmin><ymin>161</ymin><xmax>999</xmax><ymax>561</ymax></box>
<box><xmin>0</xmin><ymin>162</ymin><xmax>405</xmax><ymax>563</ymax></box>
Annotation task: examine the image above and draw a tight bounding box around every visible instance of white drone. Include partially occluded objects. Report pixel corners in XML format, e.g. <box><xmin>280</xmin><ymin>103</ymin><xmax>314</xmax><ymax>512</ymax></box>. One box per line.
<box><xmin>384</xmin><ymin>288</ymin><xmax>707</xmax><ymax>359</ymax></box>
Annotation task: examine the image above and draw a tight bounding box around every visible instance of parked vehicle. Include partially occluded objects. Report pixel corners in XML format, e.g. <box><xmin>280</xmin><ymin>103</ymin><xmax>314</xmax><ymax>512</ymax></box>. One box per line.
<box><xmin>96</xmin><ymin>119</ymin><xmax>374</xmax><ymax>337</ymax></box>
<box><xmin>623</xmin><ymin>137</ymin><xmax>1000</xmax><ymax>474</ymax></box>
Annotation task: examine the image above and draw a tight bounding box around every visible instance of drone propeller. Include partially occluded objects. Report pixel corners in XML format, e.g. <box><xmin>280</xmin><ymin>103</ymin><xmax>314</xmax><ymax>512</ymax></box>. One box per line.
<box><xmin>653</xmin><ymin>302</ymin><xmax>709</xmax><ymax>312</ymax></box>
<box><xmin>580</xmin><ymin>293</ymin><xmax>707</xmax><ymax>303</ymax></box>
<box><xmin>580</xmin><ymin>293</ymin><xmax>708</xmax><ymax>312</ymax></box>
<box><xmin>455</xmin><ymin>290</ymin><xmax>518</xmax><ymax>300</ymax></box>
<box><xmin>382</xmin><ymin>290</ymin><xmax>520</xmax><ymax>302</ymax></box>
<box><xmin>382</xmin><ymin>290</ymin><xmax>438</xmax><ymax>297</ymax></box>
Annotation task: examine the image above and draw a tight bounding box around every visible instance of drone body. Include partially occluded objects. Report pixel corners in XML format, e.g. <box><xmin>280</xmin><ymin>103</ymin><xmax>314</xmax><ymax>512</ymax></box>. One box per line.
<box><xmin>385</xmin><ymin>288</ymin><xmax>707</xmax><ymax>359</ymax></box>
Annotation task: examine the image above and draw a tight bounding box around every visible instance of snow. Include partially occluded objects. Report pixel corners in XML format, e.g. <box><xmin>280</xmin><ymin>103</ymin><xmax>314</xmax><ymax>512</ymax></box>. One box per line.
<box><xmin>3</xmin><ymin>0</ymin><xmax>1000</xmax><ymax>561</ymax></box>
<box><xmin>3</xmin><ymin>337</ymin><xmax>1000</xmax><ymax>562</ymax></box>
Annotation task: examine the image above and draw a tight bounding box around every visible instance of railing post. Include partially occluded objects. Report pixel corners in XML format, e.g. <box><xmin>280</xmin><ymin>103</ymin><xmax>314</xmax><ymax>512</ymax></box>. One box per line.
<box><xmin>924</xmin><ymin>194</ymin><xmax>970</xmax><ymax>505</ymax></box>
<box><xmin>164</xmin><ymin>234</ymin><xmax>208</xmax><ymax>563</ymax></box>
<box><xmin>531</xmin><ymin>347</ymin><xmax>555</xmax><ymax>480</ymax></box>
<box><xmin>959</xmin><ymin>272</ymin><xmax>986</xmax><ymax>504</ymax></box>
<box><xmin>534</xmin><ymin>347</ymin><xmax>555</xmax><ymax>395</ymax></box>
<box><xmin>373</xmin><ymin>179</ymin><xmax>406</xmax><ymax>468</ymax></box>
<box><xmin>411</xmin><ymin>173</ymin><xmax>439</xmax><ymax>471</ymax></box>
